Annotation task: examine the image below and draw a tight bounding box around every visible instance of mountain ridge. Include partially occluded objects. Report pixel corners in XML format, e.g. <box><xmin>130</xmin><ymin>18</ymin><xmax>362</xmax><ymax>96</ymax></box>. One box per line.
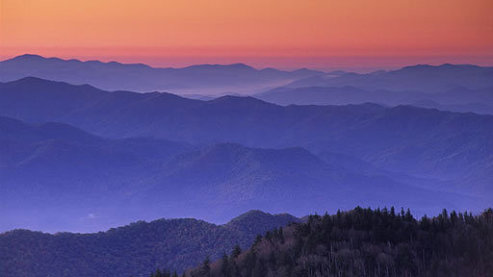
<box><xmin>186</xmin><ymin>207</ymin><xmax>493</xmax><ymax>277</ymax></box>
<box><xmin>0</xmin><ymin>112</ymin><xmax>482</xmax><ymax>233</ymax></box>
<box><xmin>0</xmin><ymin>54</ymin><xmax>324</xmax><ymax>94</ymax></box>
<box><xmin>0</xmin><ymin>210</ymin><xmax>300</xmax><ymax>276</ymax></box>
<box><xmin>1</xmin><ymin>78</ymin><xmax>492</xmax><ymax>232</ymax></box>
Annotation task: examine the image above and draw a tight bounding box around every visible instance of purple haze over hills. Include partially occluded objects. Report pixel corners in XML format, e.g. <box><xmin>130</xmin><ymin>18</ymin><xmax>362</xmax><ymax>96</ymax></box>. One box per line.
<box><xmin>2</xmin><ymin>54</ymin><xmax>492</xmax><ymax>114</ymax></box>
<box><xmin>0</xmin><ymin>76</ymin><xmax>491</xmax><ymax>233</ymax></box>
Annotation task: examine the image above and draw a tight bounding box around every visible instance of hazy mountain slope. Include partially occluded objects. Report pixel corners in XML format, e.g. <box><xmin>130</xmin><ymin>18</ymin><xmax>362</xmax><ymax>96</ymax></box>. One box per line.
<box><xmin>134</xmin><ymin>143</ymin><xmax>478</xmax><ymax>225</ymax></box>
<box><xmin>257</xmin><ymin>86</ymin><xmax>387</xmax><ymax>106</ymax></box>
<box><xmin>1</xmin><ymin>79</ymin><xmax>492</xmax><ymax>231</ymax></box>
<box><xmin>0</xmin><ymin>116</ymin><xmax>190</xmax><ymax>184</ymax></box>
<box><xmin>268</xmin><ymin>64</ymin><xmax>493</xmax><ymax>115</ymax></box>
<box><xmin>255</xmin><ymin>86</ymin><xmax>493</xmax><ymax>114</ymax></box>
<box><xmin>256</xmin><ymin>86</ymin><xmax>493</xmax><ymax>114</ymax></box>
<box><xmin>286</xmin><ymin>64</ymin><xmax>493</xmax><ymax>92</ymax></box>
<box><xmin>0</xmin><ymin>54</ymin><xmax>323</xmax><ymax>94</ymax></box>
<box><xmin>0</xmin><ymin>115</ymin><xmax>193</xmax><ymax>232</ymax></box>
<box><xmin>0</xmin><ymin>115</ymin><xmax>476</xmax><ymax>232</ymax></box>
<box><xmin>0</xmin><ymin>77</ymin><xmax>204</xmax><ymax>124</ymax></box>
<box><xmin>1</xmin><ymin>78</ymin><xmax>492</xmax><ymax>197</ymax></box>
<box><xmin>0</xmin><ymin>211</ymin><xmax>300</xmax><ymax>277</ymax></box>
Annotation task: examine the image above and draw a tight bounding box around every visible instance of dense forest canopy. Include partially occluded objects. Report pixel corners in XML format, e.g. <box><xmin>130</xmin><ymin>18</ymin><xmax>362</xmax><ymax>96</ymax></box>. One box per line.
<box><xmin>175</xmin><ymin>207</ymin><xmax>493</xmax><ymax>277</ymax></box>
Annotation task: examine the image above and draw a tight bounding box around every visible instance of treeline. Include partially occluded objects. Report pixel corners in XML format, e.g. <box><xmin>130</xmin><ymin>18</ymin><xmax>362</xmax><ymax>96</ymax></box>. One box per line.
<box><xmin>171</xmin><ymin>207</ymin><xmax>493</xmax><ymax>277</ymax></box>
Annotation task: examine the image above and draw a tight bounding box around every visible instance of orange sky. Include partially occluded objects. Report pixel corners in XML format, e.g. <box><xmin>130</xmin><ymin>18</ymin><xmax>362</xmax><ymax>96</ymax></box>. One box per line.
<box><xmin>1</xmin><ymin>0</ymin><xmax>492</xmax><ymax>69</ymax></box>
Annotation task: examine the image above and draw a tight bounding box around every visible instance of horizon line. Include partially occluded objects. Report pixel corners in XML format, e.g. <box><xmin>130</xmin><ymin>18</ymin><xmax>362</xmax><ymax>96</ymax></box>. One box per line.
<box><xmin>3</xmin><ymin>53</ymin><xmax>493</xmax><ymax>73</ymax></box>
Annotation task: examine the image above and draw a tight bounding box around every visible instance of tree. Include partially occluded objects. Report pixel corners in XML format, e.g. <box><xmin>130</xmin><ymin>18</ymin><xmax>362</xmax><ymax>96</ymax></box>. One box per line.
<box><xmin>220</xmin><ymin>253</ymin><xmax>229</xmax><ymax>277</ymax></box>
<box><xmin>201</xmin><ymin>256</ymin><xmax>211</xmax><ymax>277</ymax></box>
<box><xmin>179</xmin><ymin>207</ymin><xmax>493</xmax><ymax>277</ymax></box>
<box><xmin>231</xmin><ymin>245</ymin><xmax>242</xmax><ymax>258</ymax></box>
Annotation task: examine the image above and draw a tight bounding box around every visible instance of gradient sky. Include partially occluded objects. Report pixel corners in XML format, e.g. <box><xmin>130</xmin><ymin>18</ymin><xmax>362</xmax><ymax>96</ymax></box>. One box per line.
<box><xmin>1</xmin><ymin>0</ymin><xmax>492</xmax><ymax>70</ymax></box>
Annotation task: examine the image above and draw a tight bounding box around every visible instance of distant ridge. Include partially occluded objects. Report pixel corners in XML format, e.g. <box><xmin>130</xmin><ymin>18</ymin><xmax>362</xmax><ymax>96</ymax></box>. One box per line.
<box><xmin>285</xmin><ymin>63</ymin><xmax>493</xmax><ymax>91</ymax></box>
<box><xmin>256</xmin><ymin>62</ymin><xmax>493</xmax><ymax>114</ymax></box>
<box><xmin>0</xmin><ymin>54</ymin><xmax>324</xmax><ymax>94</ymax></box>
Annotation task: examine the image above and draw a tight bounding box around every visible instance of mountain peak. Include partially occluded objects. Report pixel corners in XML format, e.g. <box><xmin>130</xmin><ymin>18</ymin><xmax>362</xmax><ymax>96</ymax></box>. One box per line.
<box><xmin>182</xmin><ymin>63</ymin><xmax>255</xmax><ymax>72</ymax></box>
<box><xmin>228</xmin><ymin>210</ymin><xmax>271</xmax><ymax>221</ymax></box>
<box><xmin>228</xmin><ymin>63</ymin><xmax>254</xmax><ymax>69</ymax></box>
<box><xmin>3</xmin><ymin>77</ymin><xmax>103</xmax><ymax>93</ymax></box>
<box><xmin>8</xmin><ymin>76</ymin><xmax>47</xmax><ymax>83</ymax></box>
<box><xmin>208</xmin><ymin>95</ymin><xmax>276</xmax><ymax>108</ymax></box>
<box><xmin>398</xmin><ymin>63</ymin><xmax>484</xmax><ymax>72</ymax></box>
<box><xmin>6</xmin><ymin>54</ymin><xmax>67</xmax><ymax>64</ymax></box>
<box><xmin>226</xmin><ymin>210</ymin><xmax>300</xmax><ymax>232</ymax></box>
<box><xmin>9</xmin><ymin>54</ymin><xmax>45</xmax><ymax>61</ymax></box>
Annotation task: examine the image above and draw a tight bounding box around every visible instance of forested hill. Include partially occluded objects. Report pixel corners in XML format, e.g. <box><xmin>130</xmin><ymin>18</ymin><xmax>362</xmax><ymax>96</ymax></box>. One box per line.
<box><xmin>0</xmin><ymin>210</ymin><xmax>299</xmax><ymax>277</ymax></box>
<box><xmin>183</xmin><ymin>207</ymin><xmax>493</xmax><ymax>277</ymax></box>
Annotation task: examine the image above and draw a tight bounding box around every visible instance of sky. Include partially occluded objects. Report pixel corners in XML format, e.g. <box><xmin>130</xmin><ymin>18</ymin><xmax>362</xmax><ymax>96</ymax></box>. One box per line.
<box><xmin>1</xmin><ymin>0</ymin><xmax>492</xmax><ymax>70</ymax></box>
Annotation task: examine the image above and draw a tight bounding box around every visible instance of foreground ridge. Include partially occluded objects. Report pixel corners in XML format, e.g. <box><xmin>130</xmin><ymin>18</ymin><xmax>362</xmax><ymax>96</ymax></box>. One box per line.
<box><xmin>180</xmin><ymin>207</ymin><xmax>493</xmax><ymax>277</ymax></box>
<box><xmin>0</xmin><ymin>210</ymin><xmax>298</xmax><ymax>276</ymax></box>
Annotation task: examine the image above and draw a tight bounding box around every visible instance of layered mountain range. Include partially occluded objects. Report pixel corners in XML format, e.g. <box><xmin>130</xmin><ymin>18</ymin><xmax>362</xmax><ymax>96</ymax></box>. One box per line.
<box><xmin>0</xmin><ymin>77</ymin><xmax>491</xmax><ymax>232</ymax></box>
<box><xmin>1</xmin><ymin>55</ymin><xmax>492</xmax><ymax>277</ymax></box>
<box><xmin>2</xmin><ymin>54</ymin><xmax>492</xmax><ymax>114</ymax></box>
<box><xmin>257</xmin><ymin>64</ymin><xmax>493</xmax><ymax>114</ymax></box>
<box><xmin>0</xmin><ymin>54</ymin><xmax>323</xmax><ymax>94</ymax></box>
